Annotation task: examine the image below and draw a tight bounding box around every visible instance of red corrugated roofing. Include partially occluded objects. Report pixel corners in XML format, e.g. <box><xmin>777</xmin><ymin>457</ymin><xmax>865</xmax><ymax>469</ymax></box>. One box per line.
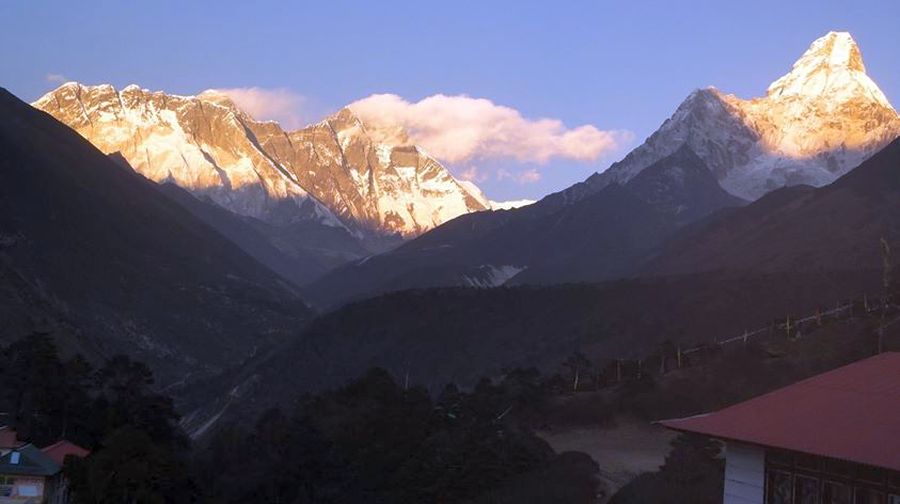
<box><xmin>660</xmin><ymin>352</ymin><xmax>900</xmax><ymax>471</ymax></box>
<box><xmin>40</xmin><ymin>440</ymin><xmax>90</xmax><ymax>465</ymax></box>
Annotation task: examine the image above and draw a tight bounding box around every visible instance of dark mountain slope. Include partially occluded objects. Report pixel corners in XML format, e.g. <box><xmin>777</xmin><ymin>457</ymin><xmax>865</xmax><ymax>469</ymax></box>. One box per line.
<box><xmin>625</xmin><ymin>145</ymin><xmax>745</xmax><ymax>225</ymax></box>
<box><xmin>306</xmin><ymin>184</ymin><xmax>670</xmax><ymax>306</ymax></box>
<box><xmin>155</xmin><ymin>181</ymin><xmax>358</xmax><ymax>286</ymax></box>
<box><xmin>0</xmin><ymin>88</ymin><xmax>312</xmax><ymax>384</ymax></box>
<box><xmin>154</xmin><ymin>182</ymin><xmax>322</xmax><ymax>286</ymax></box>
<box><xmin>0</xmin><ymin>254</ymin><xmax>93</xmax><ymax>359</ymax></box>
<box><xmin>648</xmin><ymin>137</ymin><xmax>900</xmax><ymax>276</ymax></box>
<box><xmin>109</xmin><ymin>152</ymin><xmax>367</xmax><ymax>286</ymax></box>
<box><xmin>229</xmin><ymin>268</ymin><xmax>877</xmax><ymax>414</ymax></box>
<box><xmin>309</xmin><ymin>147</ymin><xmax>742</xmax><ymax>307</ymax></box>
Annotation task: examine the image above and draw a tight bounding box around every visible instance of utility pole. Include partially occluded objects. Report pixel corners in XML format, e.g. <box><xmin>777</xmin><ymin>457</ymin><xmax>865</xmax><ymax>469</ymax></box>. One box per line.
<box><xmin>881</xmin><ymin>237</ymin><xmax>892</xmax><ymax>302</ymax></box>
<box><xmin>879</xmin><ymin>237</ymin><xmax>892</xmax><ymax>355</ymax></box>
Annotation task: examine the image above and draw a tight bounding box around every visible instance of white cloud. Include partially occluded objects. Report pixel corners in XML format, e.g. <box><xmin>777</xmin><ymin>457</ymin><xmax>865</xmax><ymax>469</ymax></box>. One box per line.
<box><xmin>497</xmin><ymin>167</ymin><xmax>542</xmax><ymax>185</ymax></box>
<box><xmin>205</xmin><ymin>87</ymin><xmax>307</xmax><ymax>130</ymax></box>
<box><xmin>348</xmin><ymin>93</ymin><xmax>628</xmax><ymax>165</ymax></box>
<box><xmin>518</xmin><ymin>168</ymin><xmax>542</xmax><ymax>184</ymax></box>
<box><xmin>46</xmin><ymin>73</ymin><xmax>68</xmax><ymax>84</ymax></box>
<box><xmin>459</xmin><ymin>165</ymin><xmax>489</xmax><ymax>183</ymax></box>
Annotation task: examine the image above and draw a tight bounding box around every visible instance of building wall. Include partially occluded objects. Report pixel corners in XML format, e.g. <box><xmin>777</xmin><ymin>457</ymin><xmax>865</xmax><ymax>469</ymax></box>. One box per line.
<box><xmin>0</xmin><ymin>475</ymin><xmax>46</xmax><ymax>499</ymax></box>
<box><xmin>724</xmin><ymin>442</ymin><xmax>765</xmax><ymax>504</ymax></box>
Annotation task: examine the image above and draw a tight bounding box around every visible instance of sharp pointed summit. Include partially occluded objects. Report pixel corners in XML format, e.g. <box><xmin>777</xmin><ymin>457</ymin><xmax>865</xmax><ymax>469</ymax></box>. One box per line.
<box><xmin>576</xmin><ymin>31</ymin><xmax>899</xmax><ymax>201</ymax></box>
<box><xmin>766</xmin><ymin>31</ymin><xmax>893</xmax><ymax>110</ymax></box>
<box><xmin>793</xmin><ymin>31</ymin><xmax>865</xmax><ymax>73</ymax></box>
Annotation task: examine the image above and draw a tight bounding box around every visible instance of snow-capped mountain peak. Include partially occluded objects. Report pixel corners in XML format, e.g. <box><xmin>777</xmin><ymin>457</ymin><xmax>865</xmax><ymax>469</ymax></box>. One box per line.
<box><xmin>766</xmin><ymin>31</ymin><xmax>892</xmax><ymax>110</ymax></box>
<box><xmin>488</xmin><ymin>199</ymin><xmax>536</xmax><ymax>210</ymax></box>
<box><xmin>33</xmin><ymin>83</ymin><xmax>489</xmax><ymax>237</ymax></box>
<box><xmin>581</xmin><ymin>31</ymin><xmax>900</xmax><ymax>201</ymax></box>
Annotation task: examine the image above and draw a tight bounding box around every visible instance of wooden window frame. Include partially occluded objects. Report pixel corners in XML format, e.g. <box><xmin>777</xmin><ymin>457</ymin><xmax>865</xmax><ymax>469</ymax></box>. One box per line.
<box><xmin>763</xmin><ymin>449</ymin><xmax>900</xmax><ymax>504</ymax></box>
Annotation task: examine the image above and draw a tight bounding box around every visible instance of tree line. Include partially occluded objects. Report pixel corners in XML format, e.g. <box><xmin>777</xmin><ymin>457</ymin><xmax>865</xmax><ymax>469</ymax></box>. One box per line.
<box><xmin>1</xmin><ymin>334</ymin><xmax>605</xmax><ymax>503</ymax></box>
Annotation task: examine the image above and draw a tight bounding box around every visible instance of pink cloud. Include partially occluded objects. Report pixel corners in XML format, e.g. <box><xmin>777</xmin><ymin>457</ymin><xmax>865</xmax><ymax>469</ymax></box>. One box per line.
<box><xmin>459</xmin><ymin>165</ymin><xmax>490</xmax><ymax>183</ymax></box>
<box><xmin>497</xmin><ymin>168</ymin><xmax>542</xmax><ymax>185</ymax></box>
<box><xmin>518</xmin><ymin>168</ymin><xmax>541</xmax><ymax>184</ymax></box>
<box><xmin>348</xmin><ymin>93</ymin><xmax>629</xmax><ymax>165</ymax></box>
<box><xmin>205</xmin><ymin>87</ymin><xmax>307</xmax><ymax>129</ymax></box>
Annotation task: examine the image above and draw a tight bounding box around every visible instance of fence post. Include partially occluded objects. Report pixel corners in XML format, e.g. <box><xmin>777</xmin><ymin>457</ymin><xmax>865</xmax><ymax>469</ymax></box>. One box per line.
<box><xmin>743</xmin><ymin>329</ymin><xmax>749</xmax><ymax>346</ymax></box>
<box><xmin>637</xmin><ymin>359</ymin><xmax>642</xmax><ymax>380</ymax></box>
<box><xmin>676</xmin><ymin>345</ymin><xmax>682</xmax><ymax>369</ymax></box>
<box><xmin>864</xmin><ymin>293</ymin><xmax>869</xmax><ymax>313</ymax></box>
<box><xmin>785</xmin><ymin>314</ymin><xmax>792</xmax><ymax>339</ymax></box>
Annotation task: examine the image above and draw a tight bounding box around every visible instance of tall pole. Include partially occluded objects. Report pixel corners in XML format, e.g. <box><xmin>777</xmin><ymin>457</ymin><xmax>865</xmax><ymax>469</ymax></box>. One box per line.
<box><xmin>881</xmin><ymin>237</ymin><xmax>892</xmax><ymax>302</ymax></box>
<box><xmin>879</xmin><ymin>237</ymin><xmax>891</xmax><ymax>355</ymax></box>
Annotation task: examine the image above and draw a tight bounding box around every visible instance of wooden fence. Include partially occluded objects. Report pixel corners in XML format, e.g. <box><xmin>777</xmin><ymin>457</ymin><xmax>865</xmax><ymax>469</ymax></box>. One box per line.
<box><xmin>566</xmin><ymin>294</ymin><xmax>898</xmax><ymax>391</ymax></box>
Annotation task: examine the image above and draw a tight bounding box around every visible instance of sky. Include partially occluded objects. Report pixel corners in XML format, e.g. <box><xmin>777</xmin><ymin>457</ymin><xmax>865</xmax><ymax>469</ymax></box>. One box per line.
<box><xmin>2</xmin><ymin>0</ymin><xmax>898</xmax><ymax>202</ymax></box>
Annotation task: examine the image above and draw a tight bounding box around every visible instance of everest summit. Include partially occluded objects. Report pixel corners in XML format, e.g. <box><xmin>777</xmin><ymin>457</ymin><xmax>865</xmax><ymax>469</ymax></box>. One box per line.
<box><xmin>32</xmin><ymin>84</ymin><xmax>490</xmax><ymax>239</ymax></box>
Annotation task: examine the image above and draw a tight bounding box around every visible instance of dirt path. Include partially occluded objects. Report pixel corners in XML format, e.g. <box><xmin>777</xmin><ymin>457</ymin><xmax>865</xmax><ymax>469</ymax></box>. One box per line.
<box><xmin>539</xmin><ymin>420</ymin><xmax>676</xmax><ymax>502</ymax></box>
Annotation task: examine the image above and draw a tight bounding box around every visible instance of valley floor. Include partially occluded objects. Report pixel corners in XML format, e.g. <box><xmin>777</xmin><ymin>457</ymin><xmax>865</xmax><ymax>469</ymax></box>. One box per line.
<box><xmin>540</xmin><ymin>419</ymin><xmax>676</xmax><ymax>503</ymax></box>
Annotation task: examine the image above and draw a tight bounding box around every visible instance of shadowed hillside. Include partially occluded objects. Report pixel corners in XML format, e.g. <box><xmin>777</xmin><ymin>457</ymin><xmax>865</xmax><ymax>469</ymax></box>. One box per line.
<box><xmin>0</xmin><ymin>88</ymin><xmax>312</xmax><ymax>385</ymax></box>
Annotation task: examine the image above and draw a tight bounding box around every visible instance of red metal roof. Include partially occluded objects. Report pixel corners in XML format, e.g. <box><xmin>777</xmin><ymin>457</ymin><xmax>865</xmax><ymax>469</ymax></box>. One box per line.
<box><xmin>40</xmin><ymin>440</ymin><xmax>90</xmax><ymax>465</ymax></box>
<box><xmin>660</xmin><ymin>352</ymin><xmax>900</xmax><ymax>471</ymax></box>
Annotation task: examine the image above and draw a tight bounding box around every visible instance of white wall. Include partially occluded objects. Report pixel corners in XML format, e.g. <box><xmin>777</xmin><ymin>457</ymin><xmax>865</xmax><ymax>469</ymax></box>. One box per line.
<box><xmin>723</xmin><ymin>442</ymin><xmax>765</xmax><ymax>504</ymax></box>
<box><xmin>11</xmin><ymin>476</ymin><xmax>45</xmax><ymax>499</ymax></box>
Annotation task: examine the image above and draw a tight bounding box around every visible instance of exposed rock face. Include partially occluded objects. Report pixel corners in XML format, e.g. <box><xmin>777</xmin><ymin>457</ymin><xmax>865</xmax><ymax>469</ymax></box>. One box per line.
<box><xmin>581</xmin><ymin>31</ymin><xmax>900</xmax><ymax>201</ymax></box>
<box><xmin>250</xmin><ymin>107</ymin><xmax>490</xmax><ymax>236</ymax></box>
<box><xmin>624</xmin><ymin>144</ymin><xmax>745</xmax><ymax>226</ymax></box>
<box><xmin>33</xmin><ymin>85</ymin><xmax>489</xmax><ymax>237</ymax></box>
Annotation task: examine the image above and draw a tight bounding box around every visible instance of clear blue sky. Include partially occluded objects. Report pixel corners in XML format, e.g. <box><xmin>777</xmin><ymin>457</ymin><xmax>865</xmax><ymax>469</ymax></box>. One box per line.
<box><xmin>2</xmin><ymin>0</ymin><xmax>898</xmax><ymax>202</ymax></box>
